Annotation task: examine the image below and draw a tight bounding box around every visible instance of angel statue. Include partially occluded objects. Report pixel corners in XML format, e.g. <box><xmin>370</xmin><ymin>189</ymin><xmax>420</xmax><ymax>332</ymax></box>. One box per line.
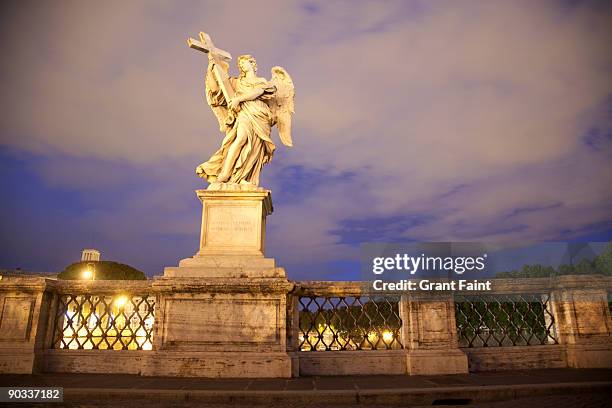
<box><xmin>188</xmin><ymin>32</ymin><xmax>295</xmax><ymax>189</ymax></box>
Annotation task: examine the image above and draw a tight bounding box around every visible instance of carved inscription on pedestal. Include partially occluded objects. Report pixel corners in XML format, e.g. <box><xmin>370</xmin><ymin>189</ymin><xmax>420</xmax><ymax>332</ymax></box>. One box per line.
<box><xmin>204</xmin><ymin>204</ymin><xmax>259</xmax><ymax>248</ymax></box>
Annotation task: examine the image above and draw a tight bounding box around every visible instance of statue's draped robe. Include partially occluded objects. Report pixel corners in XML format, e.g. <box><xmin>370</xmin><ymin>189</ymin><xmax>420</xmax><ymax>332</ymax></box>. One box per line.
<box><xmin>198</xmin><ymin>70</ymin><xmax>276</xmax><ymax>186</ymax></box>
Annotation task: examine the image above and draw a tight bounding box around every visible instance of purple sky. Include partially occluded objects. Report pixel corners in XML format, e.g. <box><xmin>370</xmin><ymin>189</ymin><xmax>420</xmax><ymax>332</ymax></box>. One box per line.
<box><xmin>1</xmin><ymin>1</ymin><xmax>611</xmax><ymax>280</ymax></box>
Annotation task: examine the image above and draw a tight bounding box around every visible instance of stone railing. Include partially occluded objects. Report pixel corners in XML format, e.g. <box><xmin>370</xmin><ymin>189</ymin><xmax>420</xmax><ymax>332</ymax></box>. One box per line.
<box><xmin>0</xmin><ymin>274</ymin><xmax>611</xmax><ymax>377</ymax></box>
<box><xmin>50</xmin><ymin>284</ymin><xmax>155</xmax><ymax>351</ymax></box>
<box><xmin>290</xmin><ymin>281</ymin><xmax>403</xmax><ymax>352</ymax></box>
<box><xmin>455</xmin><ymin>292</ymin><xmax>558</xmax><ymax>348</ymax></box>
<box><xmin>452</xmin><ymin>276</ymin><xmax>612</xmax><ymax>371</ymax></box>
<box><xmin>290</xmin><ymin>280</ymin><xmax>466</xmax><ymax>375</ymax></box>
<box><xmin>0</xmin><ymin>277</ymin><xmax>155</xmax><ymax>375</ymax></box>
<box><xmin>289</xmin><ymin>276</ymin><xmax>612</xmax><ymax>375</ymax></box>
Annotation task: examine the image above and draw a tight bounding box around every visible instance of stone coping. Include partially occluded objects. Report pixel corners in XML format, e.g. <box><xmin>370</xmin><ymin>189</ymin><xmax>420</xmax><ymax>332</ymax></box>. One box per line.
<box><xmin>1</xmin><ymin>275</ymin><xmax>611</xmax><ymax>295</ymax></box>
<box><xmin>292</xmin><ymin>275</ymin><xmax>612</xmax><ymax>296</ymax></box>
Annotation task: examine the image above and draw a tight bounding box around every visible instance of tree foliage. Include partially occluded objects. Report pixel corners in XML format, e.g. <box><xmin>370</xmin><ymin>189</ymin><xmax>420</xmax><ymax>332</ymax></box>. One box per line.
<box><xmin>495</xmin><ymin>242</ymin><xmax>612</xmax><ymax>278</ymax></box>
<box><xmin>57</xmin><ymin>261</ymin><xmax>146</xmax><ymax>280</ymax></box>
<box><xmin>595</xmin><ymin>242</ymin><xmax>612</xmax><ymax>275</ymax></box>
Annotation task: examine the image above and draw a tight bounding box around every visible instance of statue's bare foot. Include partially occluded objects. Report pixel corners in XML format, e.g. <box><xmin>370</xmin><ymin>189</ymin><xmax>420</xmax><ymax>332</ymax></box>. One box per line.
<box><xmin>207</xmin><ymin>181</ymin><xmax>222</xmax><ymax>190</ymax></box>
<box><xmin>216</xmin><ymin>172</ymin><xmax>229</xmax><ymax>182</ymax></box>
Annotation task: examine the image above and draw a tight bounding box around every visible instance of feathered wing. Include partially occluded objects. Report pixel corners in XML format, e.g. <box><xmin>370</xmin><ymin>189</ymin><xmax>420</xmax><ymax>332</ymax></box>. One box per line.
<box><xmin>267</xmin><ymin>66</ymin><xmax>295</xmax><ymax>147</ymax></box>
<box><xmin>205</xmin><ymin>59</ymin><xmax>231</xmax><ymax>133</ymax></box>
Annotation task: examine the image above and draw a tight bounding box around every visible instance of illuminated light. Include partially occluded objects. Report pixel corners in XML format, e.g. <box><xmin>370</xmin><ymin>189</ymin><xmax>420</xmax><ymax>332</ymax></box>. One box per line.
<box><xmin>58</xmin><ymin>297</ymin><xmax>156</xmax><ymax>352</ymax></box>
<box><xmin>82</xmin><ymin>269</ymin><xmax>93</xmax><ymax>280</ymax></box>
<box><xmin>114</xmin><ymin>296</ymin><xmax>128</xmax><ymax>308</ymax></box>
<box><xmin>382</xmin><ymin>330</ymin><xmax>394</xmax><ymax>342</ymax></box>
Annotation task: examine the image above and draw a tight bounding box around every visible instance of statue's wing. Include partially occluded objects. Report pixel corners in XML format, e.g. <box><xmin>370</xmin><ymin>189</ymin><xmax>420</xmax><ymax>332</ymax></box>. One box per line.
<box><xmin>268</xmin><ymin>66</ymin><xmax>295</xmax><ymax>147</ymax></box>
<box><xmin>205</xmin><ymin>59</ymin><xmax>231</xmax><ymax>133</ymax></box>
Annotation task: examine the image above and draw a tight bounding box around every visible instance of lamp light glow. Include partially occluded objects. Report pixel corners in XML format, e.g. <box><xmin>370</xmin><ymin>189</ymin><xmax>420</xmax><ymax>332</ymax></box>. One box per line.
<box><xmin>114</xmin><ymin>296</ymin><xmax>128</xmax><ymax>308</ymax></box>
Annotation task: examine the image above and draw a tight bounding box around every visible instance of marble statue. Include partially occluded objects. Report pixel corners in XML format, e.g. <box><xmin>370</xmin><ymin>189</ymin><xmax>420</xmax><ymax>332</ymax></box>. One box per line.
<box><xmin>188</xmin><ymin>32</ymin><xmax>295</xmax><ymax>188</ymax></box>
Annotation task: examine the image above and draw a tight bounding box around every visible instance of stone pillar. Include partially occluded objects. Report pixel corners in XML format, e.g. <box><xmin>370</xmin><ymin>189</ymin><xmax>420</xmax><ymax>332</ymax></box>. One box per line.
<box><xmin>0</xmin><ymin>277</ymin><xmax>52</xmax><ymax>374</ymax></box>
<box><xmin>146</xmin><ymin>188</ymin><xmax>295</xmax><ymax>377</ymax></box>
<box><xmin>551</xmin><ymin>275</ymin><xmax>612</xmax><ymax>368</ymax></box>
<box><xmin>286</xmin><ymin>292</ymin><xmax>301</xmax><ymax>377</ymax></box>
<box><xmin>401</xmin><ymin>291</ymin><xmax>468</xmax><ymax>375</ymax></box>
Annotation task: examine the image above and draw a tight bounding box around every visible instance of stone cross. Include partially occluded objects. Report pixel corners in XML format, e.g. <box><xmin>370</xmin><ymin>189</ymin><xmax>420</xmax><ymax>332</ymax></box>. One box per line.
<box><xmin>188</xmin><ymin>32</ymin><xmax>235</xmax><ymax>99</ymax></box>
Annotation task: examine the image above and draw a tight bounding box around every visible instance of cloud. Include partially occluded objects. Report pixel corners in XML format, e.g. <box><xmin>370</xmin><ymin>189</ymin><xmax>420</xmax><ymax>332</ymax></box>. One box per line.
<box><xmin>1</xmin><ymin>0</ymin><xmax>611</xmax><ymax>278</ymax></box>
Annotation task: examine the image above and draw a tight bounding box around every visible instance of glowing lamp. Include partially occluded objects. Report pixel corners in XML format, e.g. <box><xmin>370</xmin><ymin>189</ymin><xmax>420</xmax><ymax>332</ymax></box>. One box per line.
<box><xmin>114</xmin><ymin>296</ymin><xmax>128</xmax><ymax>308</ymax></box>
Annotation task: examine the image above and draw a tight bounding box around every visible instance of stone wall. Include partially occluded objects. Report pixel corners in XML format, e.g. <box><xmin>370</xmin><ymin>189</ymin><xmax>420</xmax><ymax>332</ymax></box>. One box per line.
<box><xmin>0</xmin><ymin>275</ymin><xmax>610</xmax><ymax>377</ymax></box>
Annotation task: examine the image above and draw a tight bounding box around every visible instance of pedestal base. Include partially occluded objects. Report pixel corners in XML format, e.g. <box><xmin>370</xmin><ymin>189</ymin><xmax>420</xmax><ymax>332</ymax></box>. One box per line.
<box><xmin>151</xmin><ymin>188</ymin><xmax>294</xmax><ymax>377</ymax></box>
<box><xmin>164</xmin><ymin>255</ymin><xmax>283</xmax><ymax>279</ymax></box>
<box><xmin>164</xmin><ymin>188</ymin><xmax>277</xmax><ymax>279</ymax></box>
<box><xmin>150</xmin><ymin>276</ymin><xmax>294</xmax><ymax>377</ymax></box>
<box><xmin>197</xmin><ymin>189</ymin><xmax>272</xmax><ymax>257</ymax></box>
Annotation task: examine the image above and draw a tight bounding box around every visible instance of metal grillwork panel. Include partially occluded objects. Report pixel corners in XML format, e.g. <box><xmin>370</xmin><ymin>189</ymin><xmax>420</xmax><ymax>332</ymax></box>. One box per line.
<box><xmin>52</xmin><ymin>294</ymin><xmax>155</xmax><ymax>350</ymax></box>
<box><xmin>298</xmin><ymin>296</ymin><xmax>403</xmax><ymax>351</ymax></box>
<box><xmin>455</xmin><ymin>293</ymin><xmax>557</xmax><ymax>347</ymax></box>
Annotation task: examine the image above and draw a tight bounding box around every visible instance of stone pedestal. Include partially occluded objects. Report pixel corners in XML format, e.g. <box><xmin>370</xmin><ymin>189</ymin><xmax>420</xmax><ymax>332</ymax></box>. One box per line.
<box><xmin>142</xmin><ymin>277</ymin><xmax>293</xmax><ymax>378</ymax></box>
<box><xmin>164</xmin><ymin>189</ymin><xmax>281</xmax><ymax>279</ymax></box>
<box><xmin>150</xmin><ymin>188</ymin><xmax>294</xmax><ymax>377</ymax></box>
<box><xmin>401</xmin><ymin>292</ymin><xmax>468</xmax><ymax>375</ymax></box>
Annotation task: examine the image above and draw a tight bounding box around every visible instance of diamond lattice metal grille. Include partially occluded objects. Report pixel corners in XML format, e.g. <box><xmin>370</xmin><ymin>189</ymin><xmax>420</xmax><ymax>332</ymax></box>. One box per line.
<box><xmin>455</xmin><ymin>293</ymin><xmax>558</xmax><ymax>347</ymax></box>
<box><xmin>52</xmin><ymin>294</ymin><xmax>155</xmax><ymax>350</ymax></box>
<box><xmin>298</xmin><ymin>295</ymin><xmax>403</xmax><ymax>351</ymax></box>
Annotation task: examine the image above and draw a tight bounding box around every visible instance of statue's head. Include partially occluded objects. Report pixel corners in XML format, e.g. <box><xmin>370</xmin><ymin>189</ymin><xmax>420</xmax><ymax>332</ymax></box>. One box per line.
<box><xmin>237</xmin><ymin>54</ymin><xmax>257</xmax><ymax>76</ymax></box>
